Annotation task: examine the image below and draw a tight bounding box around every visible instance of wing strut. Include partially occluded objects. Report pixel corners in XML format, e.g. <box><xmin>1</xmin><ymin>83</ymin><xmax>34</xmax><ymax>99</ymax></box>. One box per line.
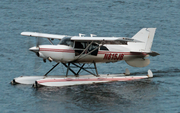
<box><xmin>47</xmin><ymin>38</ymin><xmax>54</xmax><ymax>45</ymax></box>
<box><xmin>75</xmin><ymin>41</ymin><xmax>94</xmax><ymax>60</ymax></box>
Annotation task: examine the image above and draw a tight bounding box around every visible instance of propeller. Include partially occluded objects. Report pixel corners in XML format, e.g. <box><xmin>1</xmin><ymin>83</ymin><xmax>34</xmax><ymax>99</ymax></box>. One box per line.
<box><xmin>29</xmin><ymin>37</ymin><xmax>42</xmax><ymax>57</ymax></box>
<box><xmin>28</xmin><ymin>37</ymin><xmax>45</xmax><ymax>71</ymax></box>
<box><xmin>36</xmin><ymin>37</ymin><xmax>40</xmax><ymax>48</ymax></box>
<box><xmin>28</xmin><ymin>37</ymin><xmax>34</xmax><ymax>50</ymax></box>
<box><xmin>36</xmin><ymin>37</ymin><xmax>40</xmax><ymax>57</ymax></box>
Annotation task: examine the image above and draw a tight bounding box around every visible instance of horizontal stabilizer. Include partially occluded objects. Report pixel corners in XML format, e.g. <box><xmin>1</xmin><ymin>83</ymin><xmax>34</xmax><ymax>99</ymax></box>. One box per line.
<box><xmin>130</xmin><ymin>51</ymin><xmax>160</xmax><ymax>57</ymax></box>
<box><xmin>147</xmin><ymin>51</ymin><xmax>160</xmax><ymax>57</ymax></box>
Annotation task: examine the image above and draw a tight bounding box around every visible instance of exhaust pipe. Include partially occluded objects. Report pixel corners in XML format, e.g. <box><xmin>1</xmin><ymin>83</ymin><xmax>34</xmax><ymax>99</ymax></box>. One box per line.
<box><xmin>48</xmin><ymin>57</ymin><xmax>53</xmax><ymax>62</ymax></box>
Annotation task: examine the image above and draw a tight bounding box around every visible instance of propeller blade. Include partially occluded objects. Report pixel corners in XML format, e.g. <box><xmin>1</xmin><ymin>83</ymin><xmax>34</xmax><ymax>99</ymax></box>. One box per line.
<box><xmin>28</xmin><ymin>37</ymin><xmax>34</xmax><ymax>49</ymax></box>
<box><xmin>36</xmin><ymin>37</ymin><xmax>40</xmax><ymax>47</ymax></box>
<box><xmin>36</xmin><ymin>37</ymin><xmax>43</xmax><ymax>48</ymax></box>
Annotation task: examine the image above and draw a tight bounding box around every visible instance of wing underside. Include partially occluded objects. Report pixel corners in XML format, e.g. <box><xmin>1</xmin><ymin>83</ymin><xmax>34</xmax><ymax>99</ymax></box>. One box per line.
<box><xmin>21</xmin><ymin>32</ymin><xmax>66</xmax><ymax>39</ymax></box>
<box><xmin>21</xmin><ymin>32</ymin><xmax>141</xmax><ymax>44</ymax></box>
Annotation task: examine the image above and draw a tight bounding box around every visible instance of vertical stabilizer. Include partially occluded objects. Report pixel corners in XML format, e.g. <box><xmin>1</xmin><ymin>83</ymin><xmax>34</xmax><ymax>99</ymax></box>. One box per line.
<box><xmin>130</xmin><ymin>28</ymin><xmax>156</xmax><ymax>52</ymax></box>
<box><xmin>144</xmin><ymin>28</ymin><xmax>156</xmax><ymax>52</ymax></box>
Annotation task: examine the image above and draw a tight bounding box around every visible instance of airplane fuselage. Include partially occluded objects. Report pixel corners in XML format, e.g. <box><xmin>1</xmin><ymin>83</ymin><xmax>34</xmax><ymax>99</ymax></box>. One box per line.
<box><xmin>35</xmin><ymin>44</ymin><xmax>147</xmax><ymax>63</ymax></box>
<box><xmin>28</xmin><ymin>28</ymin><xmax>158</xmax><ymax>67</ymax></box>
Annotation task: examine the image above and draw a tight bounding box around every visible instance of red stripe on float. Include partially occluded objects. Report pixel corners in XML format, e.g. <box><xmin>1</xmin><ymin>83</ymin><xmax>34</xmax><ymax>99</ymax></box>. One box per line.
<box><xmin>37</xmin><ymin>77</ymin><xmax>146</xmax><ymax>84</ymax></box>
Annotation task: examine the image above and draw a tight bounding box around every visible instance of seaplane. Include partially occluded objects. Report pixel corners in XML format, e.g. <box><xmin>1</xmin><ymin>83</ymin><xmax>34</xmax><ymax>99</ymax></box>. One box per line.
<box><xmin>11</xmin><ymin>28</ymin><xmax>159</xmax><ymax>88</ymax></box>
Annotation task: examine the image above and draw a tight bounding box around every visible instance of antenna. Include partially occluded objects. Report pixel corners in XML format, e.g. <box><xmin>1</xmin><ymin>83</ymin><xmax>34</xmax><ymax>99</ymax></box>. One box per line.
<box><xmin>90</xmin><ymin>34</ymin><xmax>97</xmax><ymax>37</ymax></box>
<box><xmin>79</xmin><ymin>33</ymin><xmax>85</xmax><ymax>37</ymax></box>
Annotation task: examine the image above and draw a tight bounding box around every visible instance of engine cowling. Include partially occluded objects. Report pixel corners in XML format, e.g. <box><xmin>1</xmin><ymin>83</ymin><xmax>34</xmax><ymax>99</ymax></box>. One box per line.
<box><xmin>38</xmin><ymin>45</ymin><xmax>75</xmax><ymax>63</ymax></box>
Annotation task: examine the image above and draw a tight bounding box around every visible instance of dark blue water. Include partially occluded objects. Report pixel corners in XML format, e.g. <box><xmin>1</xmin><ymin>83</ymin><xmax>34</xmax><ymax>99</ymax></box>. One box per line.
<box><xmin>1</xmin><ymin>0</ymin><xmax>180</xmax><ymax>112</ymax></box>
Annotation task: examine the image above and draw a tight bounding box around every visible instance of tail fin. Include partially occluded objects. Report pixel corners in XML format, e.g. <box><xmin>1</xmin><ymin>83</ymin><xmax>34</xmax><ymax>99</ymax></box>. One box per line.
<box><xmin>125</xmin><ymin>28</ymin><xmax>158</xmax><ymax>67</ymax></box>
<box><xmin>129</xmin><ymin>28</ymin><xmax>156</xmax><ymax>52</ymax></box>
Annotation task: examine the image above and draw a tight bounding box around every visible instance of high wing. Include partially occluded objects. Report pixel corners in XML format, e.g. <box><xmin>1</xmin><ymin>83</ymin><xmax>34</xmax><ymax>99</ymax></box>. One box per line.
<box><xmin>71</xmin><ymin>36</ymin><xmax>140</xmax><ymax>42</ymax></box>
<box><xmin>71</xmin><ymin>36</ymin><xmax>141</xmax><ymax>44</ymax></box>
<box><xmin>21</xmin><ymin>32</ymin><xmax>66</xmax><ymax>40</ymax></box>
<box><xmin>21</xmin><ymin>32</ymin><xmax>141</xmax><ymax>44</ymax></box>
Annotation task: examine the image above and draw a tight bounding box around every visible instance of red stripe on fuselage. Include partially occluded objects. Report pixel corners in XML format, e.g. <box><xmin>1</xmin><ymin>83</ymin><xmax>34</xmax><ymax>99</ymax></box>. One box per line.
<box><xmin>39</xmin><ymin>48</ymin><xmax>147</xmax><ymax>56</ymax></box>
<box><xmin>98</xmin><ymin>51</ymin><xmax>147</xmax><ymax>56</ymax></box>
<box><xmin>40</xmin><ymin>48</ymin><xmax>75</xmax><ymax>53</ymax></box>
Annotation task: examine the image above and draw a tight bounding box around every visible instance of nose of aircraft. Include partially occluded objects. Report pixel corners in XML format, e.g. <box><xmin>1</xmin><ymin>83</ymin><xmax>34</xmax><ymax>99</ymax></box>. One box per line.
<box><xmin>29</xmin><ymin>46</ymin><xmax>39</xmax><ymax>52</ymax></box>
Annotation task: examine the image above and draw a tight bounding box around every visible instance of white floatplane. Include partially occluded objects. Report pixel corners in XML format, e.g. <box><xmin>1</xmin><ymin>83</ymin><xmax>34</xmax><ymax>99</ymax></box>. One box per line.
<box><xmin>11</xmin><ymin>28</ymin><xmax>159</xmax><ymax>87</ymax></box>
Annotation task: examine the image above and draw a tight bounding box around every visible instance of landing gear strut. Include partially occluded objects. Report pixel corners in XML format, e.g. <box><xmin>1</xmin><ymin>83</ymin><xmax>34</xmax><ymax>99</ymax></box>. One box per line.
<box><xmin>44</xmin><ymin>63</ymin><xmax>59</xmax><ymax>76</ymax></box>
<box><xmin>44</xmin><ymin>62</ymin><xmax>99</xmax><ymax>77</ymax></box>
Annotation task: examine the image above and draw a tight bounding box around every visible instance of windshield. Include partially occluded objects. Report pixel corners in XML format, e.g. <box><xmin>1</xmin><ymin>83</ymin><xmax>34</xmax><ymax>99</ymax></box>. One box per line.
<box><xmin>59</xmin><ymin>37</ymin><xmax>73</xmax><ymax>46</ymax></box>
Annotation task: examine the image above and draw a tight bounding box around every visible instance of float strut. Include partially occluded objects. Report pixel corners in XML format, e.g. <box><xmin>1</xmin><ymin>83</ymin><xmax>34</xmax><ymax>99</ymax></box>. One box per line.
<box><xmin>93</xmin><ymin>61</ymin><xmax>99</xmax><ymax>76</ymax></box>
<box><xmin>62</xmin><ymin>63</ymin><xmax>78</xmax><ymax>77</ymax></box>
<box><xmin>44</xmin><ymin>63</ymin><xmax>59</xmax><ymax>76</ymax></box>
<box><xmin>71</xmin><ymin>63</ymin><xmax>97</xmax><ymax>76</ymax></box>
<box><xmin>66</xmin><ymin>63</ymin><xmax>70</xmax><ymax>77</ymax></box>
<box><xmin>76</xmin><ymin>63</ymin><xmax>85</xmax><ymax>75</ymax></box>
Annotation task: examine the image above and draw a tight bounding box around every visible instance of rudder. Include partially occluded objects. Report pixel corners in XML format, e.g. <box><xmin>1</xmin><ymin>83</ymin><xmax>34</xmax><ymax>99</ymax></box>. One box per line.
<box><xmin>144</xmin><ymin>28</ymin><xmax>156</xmax><ymax>52</ymax></box>
<box><xmin>131</xmin><ymin>28</ymin><xmax>156</xmax><ymax>52</ymax></box>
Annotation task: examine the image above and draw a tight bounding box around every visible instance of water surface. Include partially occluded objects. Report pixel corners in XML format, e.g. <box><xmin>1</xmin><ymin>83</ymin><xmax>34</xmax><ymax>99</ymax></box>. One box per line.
<box><xmin>0</xmin><ymin>0</ymin><xmax>180</xmax><ymax>112</ymax></box>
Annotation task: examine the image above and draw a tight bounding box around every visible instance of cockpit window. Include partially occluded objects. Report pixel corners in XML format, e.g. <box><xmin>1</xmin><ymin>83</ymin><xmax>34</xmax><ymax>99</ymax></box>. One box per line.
<box><xmin>59</xmin><ymin>37</ymin><xmax>73</xmax><ymax>46</ymax></box>
<box><xmin>100</xmin><ymin>46</ymin><xmax>109</xmax><ymax>51</ymax></box>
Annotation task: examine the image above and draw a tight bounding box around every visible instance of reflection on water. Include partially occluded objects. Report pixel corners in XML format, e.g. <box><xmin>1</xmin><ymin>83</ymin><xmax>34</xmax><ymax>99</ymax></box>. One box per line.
<box><xmin>33</xmin><ymin>79</ymin><xmax>161</xmax><ymax>112</ymax></box>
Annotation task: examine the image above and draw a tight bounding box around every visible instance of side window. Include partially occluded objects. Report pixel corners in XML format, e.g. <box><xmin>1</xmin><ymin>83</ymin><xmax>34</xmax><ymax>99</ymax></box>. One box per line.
<box><xmin>100</xmin><ymin>46</ymin><xmax>109</xmax><ymax>51</ymax></box>
<box><xmin>59</xmin><ymin>37</ymin><xmax>73</xmax><ymax>47</ymax></box>
<box><xmin>88</xmin><ymin>43</ymin><xmax>99</xmax><ymax>56</ymax></box>
<box><xmin>66</xmin><ymin>40</ymin><xmax>73</xmax><ymax>47</ymax></box>
<box><xmin>88</xmin><ymin>43</ymin><xmax>98</xmax><ymax>50</ymax></box>
<box><xmin>74</xmin><ymin>42</ymin><xmax>84</xmax><ymax>49</ymax></box>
